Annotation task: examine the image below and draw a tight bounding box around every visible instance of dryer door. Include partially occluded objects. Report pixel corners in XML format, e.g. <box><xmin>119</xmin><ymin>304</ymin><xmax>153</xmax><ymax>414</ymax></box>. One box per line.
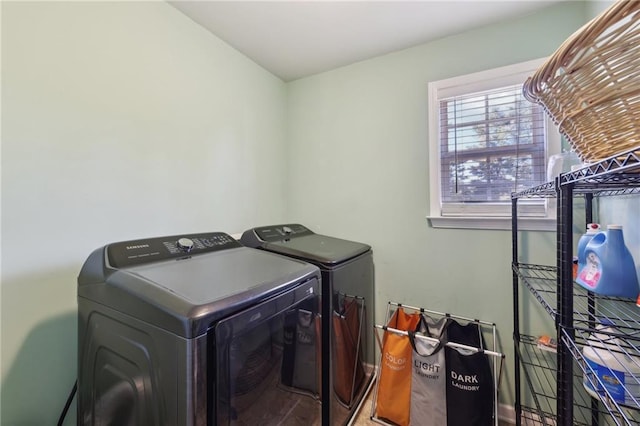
<box><xmin>209</xmin><ymin>277</ymin><xmax>321</xmax><ymax>425</ymax></box>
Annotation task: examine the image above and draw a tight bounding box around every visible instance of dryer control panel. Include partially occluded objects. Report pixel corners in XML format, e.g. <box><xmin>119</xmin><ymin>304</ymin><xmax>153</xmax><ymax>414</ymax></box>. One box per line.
<box><xmin>107</xmin><ymin>232</ymin><xmax>241</xmax><ymax>268</ymax></box>
<box><xmin>247</xmin><ymin>224</ymin><xmax>313</xmax><ymax>242</ymax></box>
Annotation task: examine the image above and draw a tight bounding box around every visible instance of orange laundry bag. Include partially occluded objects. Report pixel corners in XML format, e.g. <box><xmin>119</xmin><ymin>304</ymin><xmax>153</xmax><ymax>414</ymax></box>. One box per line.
<box><xmin>333</xmin><ymin>297</ymin><xmax>365</xmax><ymax>406</ymax></box>
<box><xmin>375</xmin><ymin>307</ymin><xmax>421</xmax><ymax>426</ymax></box>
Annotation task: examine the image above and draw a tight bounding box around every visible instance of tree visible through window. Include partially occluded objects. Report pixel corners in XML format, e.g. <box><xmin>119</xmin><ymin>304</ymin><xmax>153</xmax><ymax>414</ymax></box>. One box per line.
<box><xmin>440</xmin><ymin>85</ymin><xmax>546</xmax><ymax>204</ymax></box>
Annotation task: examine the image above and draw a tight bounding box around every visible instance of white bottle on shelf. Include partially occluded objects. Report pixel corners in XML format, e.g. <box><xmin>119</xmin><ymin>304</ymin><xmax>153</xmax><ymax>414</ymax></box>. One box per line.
<box><xmin>547</xmin><ymin>150</ymin><xmax>581</xmax><ymax>181</ymax></box>
<box><xmin>583</xmin><ymin>318</ymin><xmax>640</xmax><ymax>406</ymax></box>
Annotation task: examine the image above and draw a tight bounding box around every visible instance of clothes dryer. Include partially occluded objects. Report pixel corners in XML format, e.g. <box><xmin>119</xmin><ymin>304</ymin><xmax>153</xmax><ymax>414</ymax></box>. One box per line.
<box><xmin>77</xmin><ymin>232</ymin><xmax>321</xmax><ymax>425</ymax></box>
<box><xmin>240</xmin><ymin>224</ymin><xmax>375</xmax><ymax>426</ymax></box>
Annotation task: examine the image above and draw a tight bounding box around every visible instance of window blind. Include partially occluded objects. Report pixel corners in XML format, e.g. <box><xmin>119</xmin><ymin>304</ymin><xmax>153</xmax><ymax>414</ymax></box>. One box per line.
<box><xmin>439</xmin><ymin>84</ymin><xmax>547</xmax><ymax>216</ymax></box>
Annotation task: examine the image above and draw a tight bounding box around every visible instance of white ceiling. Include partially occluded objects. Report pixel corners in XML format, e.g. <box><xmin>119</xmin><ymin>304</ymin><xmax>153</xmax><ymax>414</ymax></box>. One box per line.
<box><xmin>170</xmin><ymin>1</ymin><xmax>566</xmax><ymax>82</ymax></box>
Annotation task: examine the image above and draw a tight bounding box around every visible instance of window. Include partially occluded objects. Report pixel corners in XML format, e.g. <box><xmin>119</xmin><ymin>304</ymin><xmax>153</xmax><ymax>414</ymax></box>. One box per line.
<box><xmin>428</xmin><ymin>59</ymin><xmax>560</xmax><ymax>230</ymax></box>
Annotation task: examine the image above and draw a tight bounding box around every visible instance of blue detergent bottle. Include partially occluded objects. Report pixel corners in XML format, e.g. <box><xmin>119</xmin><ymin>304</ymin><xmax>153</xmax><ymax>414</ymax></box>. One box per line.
<box><xmin>576</xmin><ymin>225</ymin><xmax>640</xmax><ymax>298</ymax></box>
<box><xmin>577</xmin><ymin>223</ymin><xmax>601</xmax><ymax>273</ymax></box>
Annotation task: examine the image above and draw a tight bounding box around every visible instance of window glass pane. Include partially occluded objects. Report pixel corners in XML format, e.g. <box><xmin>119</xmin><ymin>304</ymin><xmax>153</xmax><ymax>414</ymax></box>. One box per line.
<box><xmin>488</xmin><ymin>120</ymin><xmax>519</xmax><ymax>147</ymax></box>
<box><xmin>446</xmin><ymin>126</ymin><xmax>487</xmax><ymax>151</ymax></box>
<box><xmin>446</xmin><ymin>97</ymin><xmax>486</xmax><ymax>126</ymax></box>
<box><xmin>514</xmin><ymin>154</ymin><xmax>546</xmax><ymax>192</ymax></box>
<box><xmin>487</xmin><ymin>90</ymin><xmax>517</xmax><ymax>107</ymax></box>
<box><xmin>442</xmin><ymin>153</ymin><xmax>544</xmax><ymax>203</ymax></box>
<box><xmin>439</xmin><ymin>82</ymin><xmax>546</xmax><ymax>207</ymax></box>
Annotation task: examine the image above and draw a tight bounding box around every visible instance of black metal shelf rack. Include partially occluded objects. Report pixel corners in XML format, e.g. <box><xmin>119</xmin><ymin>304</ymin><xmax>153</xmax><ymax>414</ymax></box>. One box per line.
<box><xmin>518</xmin><ymin>333</ymin><xmax>620</xmax><ymax>426</ymax></box>
<box><xmin>512</xmin><ymin>146</ymin><xmax>640</xmax><ymax>426</ymax></box>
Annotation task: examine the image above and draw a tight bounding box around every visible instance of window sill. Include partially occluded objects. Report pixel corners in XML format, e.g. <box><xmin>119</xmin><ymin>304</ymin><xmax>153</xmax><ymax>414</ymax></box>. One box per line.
<box><xmin>427</xmin><ymin>216</ymin><xmax>556</xmax><ymax>231</ymax></box>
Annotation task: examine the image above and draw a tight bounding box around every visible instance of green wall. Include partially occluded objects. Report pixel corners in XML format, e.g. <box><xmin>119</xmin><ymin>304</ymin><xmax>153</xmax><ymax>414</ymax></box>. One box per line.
<box><xmin>1</xmin><ymin>2</ymin><xmax>287</xmax><ymax>424</ymax></box>
<box><xmin>285</xmin><ymin>1</ymin><xmax>588</xmax><ymax>410</ymax></box>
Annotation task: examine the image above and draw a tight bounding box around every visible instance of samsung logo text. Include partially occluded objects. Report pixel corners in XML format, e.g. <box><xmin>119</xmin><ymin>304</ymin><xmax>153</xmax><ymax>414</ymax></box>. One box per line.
<box><xmin>126</xmin><ymin>244</ymin><xmax>150</xmax><ymax>250</ymax></box>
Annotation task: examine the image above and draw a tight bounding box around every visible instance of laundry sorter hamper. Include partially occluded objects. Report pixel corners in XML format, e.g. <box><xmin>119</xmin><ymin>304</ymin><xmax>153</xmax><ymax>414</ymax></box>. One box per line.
<box><xmin>370</xmin><ymin>302</ymin><xmax>504</xmax><ymax>426</ymax></box>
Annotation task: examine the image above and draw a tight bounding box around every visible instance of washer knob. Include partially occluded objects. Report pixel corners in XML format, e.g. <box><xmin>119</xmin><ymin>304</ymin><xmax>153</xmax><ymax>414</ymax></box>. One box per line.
<box><xmin>177</xmin><ymin>237</ymin><xmax>194</xmax><ymax>252</ymax></box>
<box><xmin>282</xmin><ymin>226</ymin><xmax>293</xmax><ymax>235</ymax></box>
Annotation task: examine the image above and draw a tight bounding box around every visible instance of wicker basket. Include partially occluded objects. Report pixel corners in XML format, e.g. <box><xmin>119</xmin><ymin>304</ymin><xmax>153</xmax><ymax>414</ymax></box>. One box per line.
<box><xmin>523</xmin><ymin>0</ymin><xmax>640</xmax><ymax>162</ymax></box>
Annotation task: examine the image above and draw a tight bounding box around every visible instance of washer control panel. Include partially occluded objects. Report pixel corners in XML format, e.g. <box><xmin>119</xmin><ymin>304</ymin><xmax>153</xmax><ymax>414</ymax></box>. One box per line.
<box><xmin>107</xmin><ymin>232</ymin><xmax>241</xmax><ymax>268</ymax></box>
<box><xmin>252</xmin><ymin>224</ymin><xmax>313</xmax><ymax>242</ymax></box>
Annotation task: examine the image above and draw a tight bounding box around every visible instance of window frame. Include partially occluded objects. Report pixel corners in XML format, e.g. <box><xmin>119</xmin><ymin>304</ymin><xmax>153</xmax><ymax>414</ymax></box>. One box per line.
<box><xmin>427</xmin><ymin>58</ymin><xmax>560</xmax><ymax>231</ymax></box>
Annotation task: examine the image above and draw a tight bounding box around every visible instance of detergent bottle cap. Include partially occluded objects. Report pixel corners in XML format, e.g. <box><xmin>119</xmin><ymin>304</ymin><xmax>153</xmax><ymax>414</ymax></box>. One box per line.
<box><xmin>585</xmin><ymin>223</ymin><xmax>601</xmax><ymax>234</ymax></box>
<box><xmin>608</xmin><ymin>224</ymin><xmax>622</xmax><ymax>230</ymax></box>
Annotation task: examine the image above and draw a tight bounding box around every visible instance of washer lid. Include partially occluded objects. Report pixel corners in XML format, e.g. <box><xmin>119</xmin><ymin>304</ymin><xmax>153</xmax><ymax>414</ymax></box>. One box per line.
<box><xmin>241</xmin><ymin>224</ymin><xmax>370</xmax><ymax>265</ymax></box>
<box><xmin>265</xmin><ymin>234</ymin><xmax>370</xmax><ymax>265</ymax></box>
<box><xmin>126</xmin><ymin>247</ymin><xmax>310</xmax><ymax>305</ymax></box>
<box><xmin>78</xmin><ymin>233</ymin><xmax>320</xmax><ymax>338</ymax></box>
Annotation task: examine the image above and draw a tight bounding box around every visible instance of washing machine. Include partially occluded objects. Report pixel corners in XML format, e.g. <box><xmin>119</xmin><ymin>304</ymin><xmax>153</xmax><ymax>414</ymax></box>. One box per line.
<box><xmin>240</xmin><ymin>224</ymin><xmax>375</xmax><ymax>426</ymax></box>
<box><xmin>77</xmin><ymin>231</ymin><xmax>322</xmax><ymax>425</ymax></box>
